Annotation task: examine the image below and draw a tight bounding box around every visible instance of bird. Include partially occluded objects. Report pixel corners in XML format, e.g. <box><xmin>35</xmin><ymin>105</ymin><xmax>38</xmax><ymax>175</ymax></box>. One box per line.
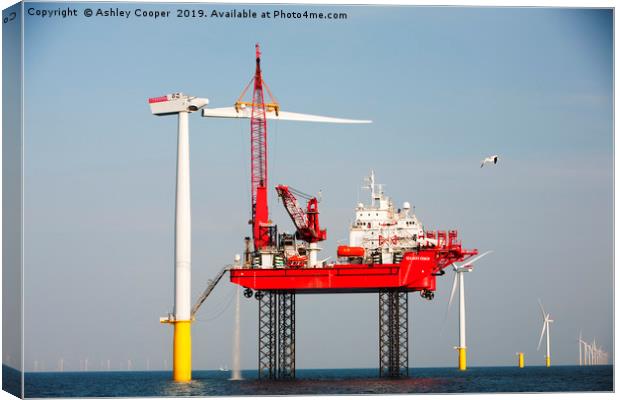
<box><xmin>481</xmin><ymin>155</ymin><xmax>499</xmax><ymax>168</ymax></box>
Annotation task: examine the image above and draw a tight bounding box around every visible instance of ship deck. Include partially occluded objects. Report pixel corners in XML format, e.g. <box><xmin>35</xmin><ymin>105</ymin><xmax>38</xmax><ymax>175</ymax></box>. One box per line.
<box><xmin>230</xmin><ymin>249</ymin><xmax>474</xmax><ymax>294</ymax></box>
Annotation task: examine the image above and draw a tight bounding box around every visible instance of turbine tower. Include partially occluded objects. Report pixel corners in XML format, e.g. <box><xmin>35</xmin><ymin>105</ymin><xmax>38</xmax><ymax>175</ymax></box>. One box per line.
<box><xmin>537</xmin><ymin>300</ymin><xmax>553</xmax><ymax>367</ymax></box>
<box><xmin>584</xmin><ymin>341</ymin><xmax>592</xmax><ymax>365</ymax></box>
<box><xmin>578</xmin><ymin>331</ymin><xmax>583</xmax><ymax>366</ymax></box>
<box><xmin>446</xmin><ymin>251</ymin><xmax>493</xmax><ymax>371</ymax></box>
<box><xmin>149</xmin><ymin>93</ymin><xmax>209</xmax><ymax>382</ymax></box>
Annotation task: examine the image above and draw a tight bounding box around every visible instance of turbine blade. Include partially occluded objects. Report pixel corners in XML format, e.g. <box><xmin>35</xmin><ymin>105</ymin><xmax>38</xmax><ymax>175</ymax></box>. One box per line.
<box><xmin>201</xmin><ymin>106</ymin><xmax>245</xmax><ymax>118</ymax></box>
<box><xmin>273</xmin><ymin>110</ymin><xmax>372</xmax><ymax>124</ymax></box>
<box><xmin>447</xmin><ymin>271</ymin><xmax>459</xmax><ymax>312</ymax></box>
<box><xmin>538</xmin><ymin>299</ymin><xmax>546</xmax><ymax>319</ymax></box>
<box><xmin>439</xmin><ymin>270</ymin><xmax>459</xmax><ymax>338</ymax></box>
<box><xmin>461</xmin><ymin>250</ymin><xmax>493</xmax><ymax>267</ymax></box>
<box><xmin>202</xmin><ymin>107</ymin><xmax>372</xmax><ymax>124</ymax></box>
<box><xmin>537</xmin><ymin>321</ymin><xmax>547</xmax><ymax>351</ymax></box>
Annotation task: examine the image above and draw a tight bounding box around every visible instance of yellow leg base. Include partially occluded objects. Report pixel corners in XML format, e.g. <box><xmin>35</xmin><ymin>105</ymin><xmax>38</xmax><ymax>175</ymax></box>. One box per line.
<box><xmin>518</xmin><ymin>353</ymin><xmax>524</xmax><ymax>368</ymax></box>
<box><xmin>545</xmin><ymin>356</ymin><xmax>550</xmax><ymax>368</ymax></box>
<box><xmin>173</xmin><ymin>320</ymin><xmax>192</xmax><ymax>382</ymax></box>
<box><xmin>458</xmin><ymin>347</ymin><xmax>467</xmax><ymax>371</ymax></box>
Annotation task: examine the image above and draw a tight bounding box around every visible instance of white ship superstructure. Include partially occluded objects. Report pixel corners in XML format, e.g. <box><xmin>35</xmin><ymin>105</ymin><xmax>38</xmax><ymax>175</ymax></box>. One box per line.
<box><xmin>349</xmin><ymin>171</ymin><xmax>436</xmax><ymax>263</ymax></box>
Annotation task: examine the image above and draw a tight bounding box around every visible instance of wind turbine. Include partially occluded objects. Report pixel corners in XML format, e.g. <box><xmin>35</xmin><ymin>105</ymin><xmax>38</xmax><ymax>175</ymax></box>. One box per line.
<box><xmin>537</xmin><ymin>300</ymin><xmax>553</xmax><ymax>367</ymax></box>
<box><xmin>446</xmin><ymin>250</ymin><xmax>493</xmax><ymax>371</ymax></box>
<box><xmin>592</xmin><ymin>339</ymin><xmax>599</xmax><ymax>365</ymax></box>
<box><xmin>584</xmin><ymin>341</ymin><xmax>592</xmax><ymax>365</ymax></box>
<box><xmin>578</xmin><ymin>331</ymin><xmax>584</xmax><ymax>366</ymax></box>
<box><xmin>149</xmin><ymin>93</ymin><xmax>209</xmax><ymax>382</ymax></box>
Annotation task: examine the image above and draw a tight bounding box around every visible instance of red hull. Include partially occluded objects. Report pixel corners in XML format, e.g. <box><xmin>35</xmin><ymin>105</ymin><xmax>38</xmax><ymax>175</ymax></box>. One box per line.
<box><xmin>230</xmin><ymin>249</ymin><xmax>475</xmax><ymax>294</ymax></box>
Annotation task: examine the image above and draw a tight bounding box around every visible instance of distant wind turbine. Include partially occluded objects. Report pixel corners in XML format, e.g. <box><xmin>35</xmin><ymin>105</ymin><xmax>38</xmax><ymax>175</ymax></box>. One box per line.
<box><xmin>578</xmin><ymin>331</ymin><xmax>583</xmax><ymax>366</ymax></box>
<box><xmin>446</xmin><ymin>250</ymin><xmax>493</xmax><ymax>371</ymax></box>
<box><xmin>537</xmin><ymin>300</ymin><xmax>553</xmax><ymax>367</ymax></box>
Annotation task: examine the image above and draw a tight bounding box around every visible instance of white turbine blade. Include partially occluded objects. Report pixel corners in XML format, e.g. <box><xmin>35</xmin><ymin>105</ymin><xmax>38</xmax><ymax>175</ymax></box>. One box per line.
<box><xmin>201</xmin><ymin>107</ymin><xmax>246</xmax><ymax>118</ymax></box>
<box><xmin>537</xmin><ymin>321</ymin><xmax>547</xmax><ymax>350</ymax></box>
<box><xmin>447</xmin><ymin>271</ymin><xmax>459</xmax><ymax>311</ymax></box>
<box><xmin>439</xmin><ymin>270</ymin><xmax>459</xmax><ymax>337</ymax></box>
<box><xmin>274</xmin><ymin>110</ymin><xmax>371</xmax><ymax>124</ymax></box>
<box><xmin>461</xmin><ymin>250</ymin><xmax>493</xmax><ymax>267</ymax></box>
<box><xmin>202</xmin><ymin>107</ymin><xmax>371</xmax><ymax>124</ymax></box>
<box><xmin>538</xmin><ymin>299</ymin><xmax>546</xmax><ymax>319</ymax></box>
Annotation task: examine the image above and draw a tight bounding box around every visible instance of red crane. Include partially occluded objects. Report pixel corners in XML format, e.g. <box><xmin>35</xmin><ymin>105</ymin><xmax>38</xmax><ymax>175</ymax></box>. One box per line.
<box><xmin>235</xmin><ymin>44</ymin><xmax>280</xmax><ymax>251</ymax></box>
<box><xmin>275</xmin><ymin>185</ymin><xmax>327</xmax><ymax>244</ymax></box>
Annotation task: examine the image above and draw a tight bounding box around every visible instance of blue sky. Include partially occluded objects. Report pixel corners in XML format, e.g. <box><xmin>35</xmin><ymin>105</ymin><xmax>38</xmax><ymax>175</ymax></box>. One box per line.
<box><xmin>12</xmin><ymin>3</ymin><xmax>613</xmax><ymax>371</ymax></box>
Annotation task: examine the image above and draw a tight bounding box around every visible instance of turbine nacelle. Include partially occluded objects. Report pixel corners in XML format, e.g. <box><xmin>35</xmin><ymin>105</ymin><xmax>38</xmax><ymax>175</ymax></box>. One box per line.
<box><xmin>454</xmin><ymin>264</ymin><xmax>473</xmax><ymax>272</ymax></box>
<box><xmin>451</xmin><ymin>250</ymin><xmax>493</xmax><ymax>273</ymax></box>
<box><xmin>149</xmin><ymin>93</ymin><xmax>209</xmax><ymax>116</ymax></box>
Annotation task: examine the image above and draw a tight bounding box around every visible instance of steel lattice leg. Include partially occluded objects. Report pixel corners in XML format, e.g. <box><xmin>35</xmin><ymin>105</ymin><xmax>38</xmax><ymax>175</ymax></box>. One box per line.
<box><xmin>258</xmin><ymin>291</ymin><xmax>277</xmax><ymax>379</ymax></box>
<box><xmin>379</xmin><ymin>290</ymin><xmax>409</xmax><ymax>378</ymax></box>
<box><xmin>277</xmin><ymin>291</ymin><xmax>296</xmax><ymax>379</ymax></box>
<box><xmin>258</xmin><ymin>291</ymin><xmax>296</xmax><ymax>380</ymax></box>
<box><xmin>397</xmin><ymin>291</ymin><xmax>409</xmax><ymax>376</ymax></box>
<box><xmin>379</xmin><ymin>290</ymin><xmax>391</xmax><ymax>377</ymax></box>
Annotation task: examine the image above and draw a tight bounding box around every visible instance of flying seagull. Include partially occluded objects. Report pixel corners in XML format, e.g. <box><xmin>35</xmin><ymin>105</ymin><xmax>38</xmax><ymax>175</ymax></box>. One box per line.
<box><xmin>481</xmin><ymin>155</ymin><xmax>499</xmax><ymax>168</ymax></box>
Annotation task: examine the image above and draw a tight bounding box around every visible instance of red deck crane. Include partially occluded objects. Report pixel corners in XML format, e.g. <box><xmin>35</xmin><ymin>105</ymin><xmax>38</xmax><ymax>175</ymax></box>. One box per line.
<box><xmin>235</xmin><ymin>44</ymin><xmax>280</xmax><ymax>251</ymax></box>
<box><xmin>275</xmin><ymin>185</ymin><xmax>326</xmax><ymax>244</ymax></box>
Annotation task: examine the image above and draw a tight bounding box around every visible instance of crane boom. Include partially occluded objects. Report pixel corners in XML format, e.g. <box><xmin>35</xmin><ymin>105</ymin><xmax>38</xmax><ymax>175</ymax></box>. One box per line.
<box><xmin>249</xmin><ymin>44</ymin><xmax>271</xmax><ymax>251</ymax></box>
<box><xmin>276</xmin><ymin>185</ymin><xmax>326</xmax><ymax>243</ymax></box>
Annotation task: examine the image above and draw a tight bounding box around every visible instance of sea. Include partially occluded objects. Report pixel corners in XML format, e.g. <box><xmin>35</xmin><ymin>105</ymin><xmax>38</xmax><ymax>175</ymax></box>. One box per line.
<box><xmin>3</xmin><ymin>365</ymin><xmax>613</xmax><ymax>398</ymax></box>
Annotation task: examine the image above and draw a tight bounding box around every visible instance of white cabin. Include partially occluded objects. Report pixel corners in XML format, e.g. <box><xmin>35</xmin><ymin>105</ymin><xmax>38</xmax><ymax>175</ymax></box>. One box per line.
<box><xmin>348</xmin><ymin>171</ymin><xmax>435</xmax><ymax>263</ymax></box>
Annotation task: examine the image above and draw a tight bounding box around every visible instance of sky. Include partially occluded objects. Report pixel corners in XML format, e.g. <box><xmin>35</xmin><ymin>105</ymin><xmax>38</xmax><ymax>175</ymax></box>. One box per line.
<box><xmin>3</xmin><ymin>2</ymin><xmax>614</xmax><ymax>372</ymax></box>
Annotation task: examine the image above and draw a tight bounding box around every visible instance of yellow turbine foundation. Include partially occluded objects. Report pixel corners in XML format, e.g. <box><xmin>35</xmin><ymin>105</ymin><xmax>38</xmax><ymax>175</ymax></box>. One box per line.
<box><xmin>458</xmin><ymin>347</ymin><xmax>467</xmax><ymax>371</ymax></box>
<box><xmin>173</xmin><ymin>321</ymin><xmax>192</xmax><ymax>382</ymax></box>
<box><xmin>545</xmin><ymin>356</ymin><xmax>551</xmax><ymax>368</ymax></box>
<box><xmin>518</xmin><ymin>353</ymin><xmax>524</xmax><ymax>368</ymax></box>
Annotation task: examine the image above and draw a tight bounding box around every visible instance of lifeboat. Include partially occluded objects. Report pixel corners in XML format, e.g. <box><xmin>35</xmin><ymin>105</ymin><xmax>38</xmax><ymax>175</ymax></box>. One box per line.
<box><xmin>337</xmin><ymin>246</ymin><xmax>365</xmax><ymax>258</ymax></box>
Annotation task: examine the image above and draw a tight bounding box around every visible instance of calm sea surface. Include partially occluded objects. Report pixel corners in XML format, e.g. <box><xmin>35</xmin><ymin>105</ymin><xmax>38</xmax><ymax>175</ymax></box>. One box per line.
<box><xmin>6</xmin><ymin>365</ymin><xmax>613</xmax><ymax>398</ymax></box>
